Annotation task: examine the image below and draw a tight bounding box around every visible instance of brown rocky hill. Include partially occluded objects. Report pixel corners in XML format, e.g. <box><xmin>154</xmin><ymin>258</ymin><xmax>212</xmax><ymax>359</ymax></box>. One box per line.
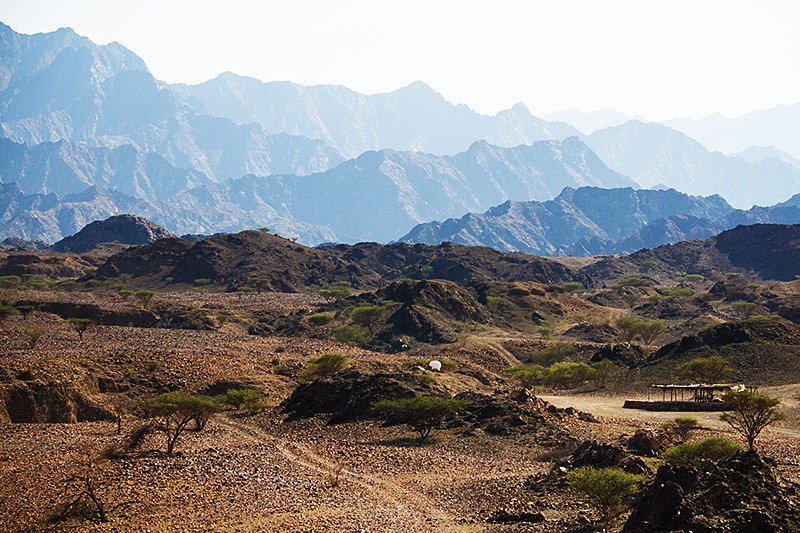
<box><xmin>583</xmin><ymin>223</ymin><xmax>800</xmax><ymax>285</ymax></box>
<box><xmin>93</xmin><ymin>230</ymin><xmax>583</xmax><ymax>291</ymax></box>
<box><xmin>51</xmin><ymin>214</ymin><xmax>176</xmax><ymax>253</ymax></box>
<box><xmin>634</xmin><ymin>318</ymin><xmax>800</xmax><ymax>385</ymax></box>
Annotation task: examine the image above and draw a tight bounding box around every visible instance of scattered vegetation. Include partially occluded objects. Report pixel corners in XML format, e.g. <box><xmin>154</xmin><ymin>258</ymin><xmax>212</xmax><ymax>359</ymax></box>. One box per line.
<box><xmin>372</xmin><ymin>396</ymin><xmax>467</xmax><ymax>440</ymax></box>
<box><xmin>675</xmin><ymin>355</ymin><xmax>731</xmax><ymax>384</ymax></box>
<box><xmin>720</xmin><ymin>391</ymin><xmax>785</xmax><ymax>451</ymax></box>
<box><xmin>301</xmin><ymin>354</ymin><xmax>350</xmax><ymax>381</ymax></box>
<box><xmin>731</xmin><ymin>300</ymin><xmax>760</xmax><ymax>319</ymax></box>
<box><xmin>350</xmin><ymin>302</ymin><xmax>397</xmax><ymax>334</ymax></box>
<box><xmin>15</xmin><ymin>304</ymin><xmax>34</xmax><ymax>318</ymax></box>
<box><xmin>614</xmin><ymin>275</ymin><xmax>655</xmax><ymax>288</ymax></box>
<box><xmin>332</xmin><ymin>324</ymin><xmax>368</xmax><ymax>345</ymax></box>
<box><xmin>567</xmin><ymin>467</ymin><xmax>644</xmax><ymax>523</ymax></box>
<box><xmin>307</xmin><ymin>313</ymin><xmax>334</xmax><ymax>326</ymax></box>
<box><xmin>320</xmin><ymin>283</ymin><xmax>353</xmax><ymax>299</ymax></box>
<box><xmin>23</xmin><ymin>328</ymin><xmax>43</xmax><ymax>349</ymax></box>
<box><xmin>662</xmin><ymin>437</ymin><xmax>742</xmax><ymax>467</ymax></box>
<box><xmin>53</xmin><ymin>449</ymin><xmax>133</xmax><ymax>524</ymax></box>
<box><xmin>510</xmin><ymin>361</ymin><xmax>598</xmax><ymax>390</ymax></box>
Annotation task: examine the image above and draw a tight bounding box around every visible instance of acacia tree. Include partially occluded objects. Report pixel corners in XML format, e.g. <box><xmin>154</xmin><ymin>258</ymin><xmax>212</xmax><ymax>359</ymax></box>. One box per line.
<box><xmin>720</xmin><ymin>391</ymin><xmax>785</xmax><ymax>451</ymax></box>
<box><xmin>140</xmin><ymin>392</ymin><xmax>222</xmax><ymax>455</ymax></box>
<box><xmin>54</xmin><ymin>449</ymin><xmax>134</xmax><ymax>523</ymax></box>
<box><xmin>68</xmin><ymin>318</ymin><xmax>92</xmax><ymax>341</ymax></box>
<box><xmin>676</xmin><ymin>355</ymin><xmax>731</xmax><ymax>384</ymax></box>
<box><xmin>134</xmin><ymin>290</ymin><xmax>155</xmax><ymax>310</ymax></box>
<box><xmin>373</xmin><ymin>396</ymin><xmax>467</xmax><ymax>440</ymax></box>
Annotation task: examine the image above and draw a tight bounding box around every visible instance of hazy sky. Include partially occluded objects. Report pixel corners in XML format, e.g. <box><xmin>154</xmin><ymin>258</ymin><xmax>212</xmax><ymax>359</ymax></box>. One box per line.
<box><xmin>3</xmin><ymin>0</ymin><xmax>799</xmax><ymax>120</ymax></box>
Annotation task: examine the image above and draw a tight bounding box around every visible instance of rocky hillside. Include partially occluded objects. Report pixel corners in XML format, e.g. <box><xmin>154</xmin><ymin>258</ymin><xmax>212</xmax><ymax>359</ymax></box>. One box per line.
<box><xmin>51</xmin><ymin>214</ymin><xmax>176</xmax><ymax>253</ymax></box>
<box><xmin>93</xmin><ymin>229</ymin><xmax>582</xmax><ymax>290</ymax></box>
<box><xmin>584</xmin><ymin>223</ymin><xmax>800</xmax><ymax>284</ymax></box>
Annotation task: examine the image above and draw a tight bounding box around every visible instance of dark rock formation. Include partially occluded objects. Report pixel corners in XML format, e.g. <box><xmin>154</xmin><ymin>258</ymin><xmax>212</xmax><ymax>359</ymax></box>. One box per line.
<box><xmin>0</xmin><ymin>381</ymin><xmax>114</xmax><ymax>423</ymax></box>
<box><xmin>52</xmin><ymin>214</ymin><xmax>176</xmax><ymax>253</ymax></box>
<box><xmin>624</xmin><ymin>452</ymin><xmax>800</xmax><ymax>532</ymax></box>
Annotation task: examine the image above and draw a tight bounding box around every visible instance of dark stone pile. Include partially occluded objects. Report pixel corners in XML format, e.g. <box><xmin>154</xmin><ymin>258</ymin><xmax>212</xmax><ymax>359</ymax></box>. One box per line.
<box><xmin>624</xmin><ymin>451</ymin><xmax>800</xmax><ymax>532</ymax></box>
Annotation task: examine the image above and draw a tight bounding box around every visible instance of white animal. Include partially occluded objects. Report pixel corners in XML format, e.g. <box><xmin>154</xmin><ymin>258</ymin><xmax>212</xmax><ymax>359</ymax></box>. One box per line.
<box><xmin>428</xmin><ymin>360</ymin><xmax>442</xmax><ymax>372</ymax></box>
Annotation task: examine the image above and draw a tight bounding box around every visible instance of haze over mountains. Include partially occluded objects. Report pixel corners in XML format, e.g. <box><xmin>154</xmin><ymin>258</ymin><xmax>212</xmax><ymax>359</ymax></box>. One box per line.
<box><xmin>0</xmin><ymin>22</ymin><xmax>799</xmax><ymax>254</ymax></box>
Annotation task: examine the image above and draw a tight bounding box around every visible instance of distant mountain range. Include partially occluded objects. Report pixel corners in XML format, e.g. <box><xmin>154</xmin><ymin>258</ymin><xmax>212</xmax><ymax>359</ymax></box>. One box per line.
<box><xmin>0</xmin><ymin>136</ymin><xmax>632</xmax><ymax>243</ymax></box>
<box><xmin>1</xmin><ymin>21</ymin><xmax>799</xmax><ymax>253</ymax></box>
<box><xmin>0</xmin><ymin>23</ymin><xmax>343</xmax><ymax>181</ymax></box>
<box><xmin>584</xmin><ymin>120</ymin><xmax>800</xmax><ymax>208</ymax></box>
<box><xmin>172</xmin><ymin>73</ymin><xmax>580</xmax><ymax>158</ymax></box>
<box><xmin>543</xmin><ymin>108</ymin><xmax>632</xmax><ymax>135</ymax></box>
<box><xmin>400</xmin><ymin>186</ymin><xmax>800</xmax><ymax>256</ymax></box>
<box><xmin>666</xmin><ymin>104</ymin><xmax>800</xmax><ymax>160</ymax></box>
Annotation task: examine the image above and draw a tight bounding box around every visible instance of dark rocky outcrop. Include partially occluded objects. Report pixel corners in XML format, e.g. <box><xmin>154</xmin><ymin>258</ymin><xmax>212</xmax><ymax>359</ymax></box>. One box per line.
<box><xmin>280</xmin><ymin>370</ymin><xmax>425</xmax><ymax>423</ymax></box>
<box><xmin>18</xmin><ymin>301</ymin><xmax>158</xmax><ymax>327</ymax></box>
<box><xmin>52</xmin><ymin>214</ymin><xmax>176</xmax><ymax>253</ymax></box>
<box><xmin>624</xmin><ymin>452</ymin><xmax>800</xmax><ymax>532</ymax></box>
<box><xmin>626</xmin><ymin>428</ymin><xmax>672</xmax><ymax>457</ymax></box>
<box><xmin>376</xmin><ymin>280</ymin><xmax>488</xmax><ymax>345</ymax></box>
<box><xmin>563</xmin><ymin>322</ymin><xmax>620</xmax><ymax>343</ymax></box>
<box><xmin>559</xmin><ymin>440</ymin><xmax>650</xmax><ymax>475</ymax></box>
<box><xmin>590</xmin><ymin>344</ymin><xmax>647</xmax><ymax>368</ymax></box>
<box><xmin>0</xmin><ymin>381</ymin><xmax>114</xmax><ymax>423</ymax></box>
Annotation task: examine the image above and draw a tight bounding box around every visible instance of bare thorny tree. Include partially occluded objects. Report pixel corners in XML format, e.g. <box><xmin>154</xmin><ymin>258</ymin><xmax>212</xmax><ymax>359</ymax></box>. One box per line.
<box><xmin>53</xmin><ymin>448</ymin><xmax>137</xmax><ymax>524</ymax></box>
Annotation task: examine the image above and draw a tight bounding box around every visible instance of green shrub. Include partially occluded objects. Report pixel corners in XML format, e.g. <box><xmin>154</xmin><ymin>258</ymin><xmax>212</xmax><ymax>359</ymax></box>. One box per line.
<box><xmin>0</xmin><ymin>275</ymin><xmax>22</xmax><ymax>289</ymax></box>
<box><xmin>616</xmin><ymin>316</ymin><xmax>666</xmax><ymax>344</ymax></box>
<box><xmin>536</xmin><ymin>326</ymin><xmax>552</xmax><ymax>339</ymax></box>
<box><xmin>527</xmin><ymin>342</ymin><xmax>575</xmax><ymax>366</ymax></box>
<box><xmin>223</xmin><ymin>389</ymin><xmax>267</xmax><ymax>413</ymax></box>
<box><xmin>332</xmin><ymin>324</ymin><xmax>367</xmax><ymax>345</ymax></box>
<box><xmin>567</xmin><ymin>467</ymin><xmax>644</xmax><ymax>522</ymax></box>
<box><xmin>0</xmin><ymin>305</ymin><xmax>20</xmax><ymax>322</ymax></box>
<box><xmin>562</xmin><ymin>281</ymin><xmax>585</xmax><ymax>292</ymax></box>
<box><xmin>545</xmin><ymin>361</ymin><xmax>598</xmax><ymax>389</ymax></box>
<box><xmin>302</xmin><ymin>354</ymin><xmax>350</xmax><ymax>381</ymax></box>
<box><xmin>416</xmin><ymin>373</ymin><xmax>437</xmax><ymax>387</ymax></box>
<box><xmin>662</xmin><ymin>437</ymin><xmax>742</xmax><ymax>467</ymax></box>
<box><xmin>372</xmin><ymin>396</ymin><xmax>467</xmax><ymax>440</ymax></box>
<box><xmin>614</xmin><ymin>276</ymin><xmax>654</xmax><ymax>288</ymax></box>
<box><xmin>662</xmin><ymin>416</ymin><xmax>699</xmax><ymax>441</ymax></box>
<box><xmin>193</xmin><ymin>278</ymin><xmax>212</xmax><ymax>286</ymax></box>
<box><xmin>658</xmin><ymin>287</ymin><xmax>695</xmax><ymax>298</ymax></box>
<box><xmin>675</xmin><ymin>355</ymin><xmax>731</xmax><ymax>384</ymax></box>
<box><xmin>350</xmin><ymin>304</ymin><xmax>393</xmax><ymax>333</ymax></box>
<box><xmin>307</xmin><ymin>313</ymin><xmax>334</xmax><ymax>326</ymax></box>
<box><xmin>14</xmin><ymin>305</ymin><xmax>34</xmax><ymax>318</ymax></box>
<box><xmin>509</xmin><ymin>364</ymin><xmax>548</xmax><ymax>388</ymax></box>
<box><xmin>117</xmin><ymin>289</ymin><xmax>135</xmax><ymax>300</ymax></box>
<box><xmin>320</xmin><ymin>286</ymin><xmax>352</xmax><ymax>299</ymax></box>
